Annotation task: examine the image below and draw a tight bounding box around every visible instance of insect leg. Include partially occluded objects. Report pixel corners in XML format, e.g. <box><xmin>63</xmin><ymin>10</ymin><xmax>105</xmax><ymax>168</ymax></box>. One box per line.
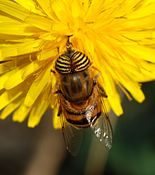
<box><xmin>93</xmin><ymin>73</ymin><xmax>101</xmax><ymax>85</ymax></box>
<box><xmin>50</xmin><ymin>69</ymin><xmax>56</xmax><ymax>74</ymax></box>
<box><xmin>97</xmin><ymin>83</ymin><xmax>108</xmax><ymax>98</ymax></box>
<box><xmin>93</xmin><ymin>76</ymin><xmax>107</xmax><ymax>98</ymax></box>
<box><xmin>53</xmin><ymin>89</ymin><xmax>62</xmax><ymax>94</ymax></box>
<box><xmin>92</xmin><ymin>68</ymin><xmax>107</xmax><ymax>98</ymax></box>
<box><xmin>58</xmin><ymin>105</ymin><xmax>62</xmax><ymax>116</ymax></box>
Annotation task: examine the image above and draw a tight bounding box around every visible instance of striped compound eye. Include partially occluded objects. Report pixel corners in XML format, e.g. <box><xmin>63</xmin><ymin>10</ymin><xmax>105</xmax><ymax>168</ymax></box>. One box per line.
<box><xmin>55</xmin><ymin>49</ymin><xmax>91</xmax><ymax>74</ymax></box>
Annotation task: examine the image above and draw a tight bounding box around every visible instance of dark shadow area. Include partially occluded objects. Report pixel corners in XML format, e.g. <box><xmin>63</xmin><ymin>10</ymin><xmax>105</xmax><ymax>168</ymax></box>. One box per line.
<box><xmin>0</xmin><ymin>115</ymin><xmax>45</xmax><ymax>175</ymax></box>
<box><xmin>105</xmin><ymin>81</ymin><xmax>155</xmax><ymax>175</ymax></box>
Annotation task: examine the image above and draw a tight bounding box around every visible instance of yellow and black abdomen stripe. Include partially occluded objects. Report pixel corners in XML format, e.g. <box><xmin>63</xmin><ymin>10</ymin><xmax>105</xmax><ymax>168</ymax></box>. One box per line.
<box><xmin>55</xmin><ymin>49</ymin><xmax>90</xmax><ymax>74</ymax></box>
<box><xmin>66</xmin><ymin>110</ymin><xmax>101</xmax><ymax>128</ymax></box>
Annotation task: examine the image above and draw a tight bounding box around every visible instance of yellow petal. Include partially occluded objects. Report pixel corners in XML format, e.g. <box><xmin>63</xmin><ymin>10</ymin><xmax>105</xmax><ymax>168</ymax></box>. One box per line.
<box><xmin>22</xmin><ymin>61</ymin><xmax>42</xmax><ymax>78</ymax></box>
<box><xmin>0</xmin><ymin>1</ymin><xmax>53</xmax><ymax>31</ymax></box>
<box><xmin>0</xmin><ymin>0</ymin><xmax>31</xmax><ymax>21</ymax></box>
<box><xmin>24</xmin><ymin>66</ymin><xmax>51</xmax><ymax>107</ymax></box>
<box><xmin>91</xmin><ymin>62</ymin><xmax>123</xmax><ymax>115</ymax></box>
<box><xmin>51</xmin><ymin>0</ymin><xmax>68</xmax><ymax>21</ymax></box>
<box><xmin>13</xmin><ymin>103</ymin><xmax>30</xmax><ymax>122</ymax></box>
<box><xmin>0</xmin><ymin>69</ymin><xmax>16</xmax><ymax>90</ymax></box>
<box><xmin>35</xmin><ymin>0</ymin><xmax>55</xmax><ymax>19</ymax></box>
<box><xmin>52</xmin><ymin>107</ymin><xmax>62</xmax><ymax>129</ymax></box>
<box><xmin>5</xmin><ymin>61</ymin><xmax>42</xmax><ymax>89</ymax></box>
<box><xmin>37</xmin><ymin>49</ymin><xmax>58</xmax><ymax>60</ymax></box>
<box><xmin>71</xmin><ymin>0</ymin><xmax>83</xmax><ymax>18</ymax></box>
<box><xmin>4</xmin><ymin>68</ymin><xmax>27</xmax><ymax>90</ymax></box>
<box><xmin>0</xmin><ymin>89</ymin><xmax>23</xmax><ymax>110</ymax></box>
<box><xmin>28</xmin><ymin>86</ymin><xmax>50</xmax><ymax>128</ymax></box>
<box><xmin>101</xmin><ymin>72</ymin><xmax>123</xmax><ymax>116</ymax></box>
<box><xmin>81</xmin><ymin>0</ymin><xmax>92</xmax><ymax>15</ymax></box>
<box><xmin>121</xmin><ymin>30</ymin><xmax>153</xmax><ymax>41</ymax></box>
<box><xmin>122</xmin><ymin>61</ymin><xmax>155</xmax><ymax>82</ymax></box>
<box><xmin>39</xmin><ymin>33</ymin><xmax>56</xmax><ymax>40</ymax></box>
<box><xmin>25</xmin><ymin>14</ymin><xmax>53</xmax><ymax>31</ymax></box>
<box><xmin>0</xmin><ymin>22</ymin><xmax>34</xmax><ymax>36</ymax></box>
<box><xmin>128</xmin><ymin>3</ymin><xmax>155</xmax><ymax>19</ymax></box>
<box><xmin>86</xmin><ymin>0</ymin><xmax>105</xmax><ymax>19</ymax></box>
<box><xmin>0</xmin><ymin>39</ymin><xmax>42</xmax><ymax>59</ymax></box>
<box><xmin>0</xmin><ymin>15</ymin><xmax>19</xmax><ymax>23</ymax></box>
<box><xmin>101</xmin><ymin>98</ymin><xmax>111</xmax><ymax>114</ymax></box>
<box><xmin>113</xmin><ymin>69</ymin><xmax>145</xmax><ymax>102</ymax></box>
<box><xmin>15</xmin><ymin>0</ymin><xmax>44</xmax><ymax>15</ymax></box>
<box><xmin>0</xmin><ymin>96</ymin><xmax>23</xmax><ymax>119</ymax></box>
<box><xmin>124</xmin><ymin>44</ymin><xmax>155</xmax><ymax>63</ymax></box>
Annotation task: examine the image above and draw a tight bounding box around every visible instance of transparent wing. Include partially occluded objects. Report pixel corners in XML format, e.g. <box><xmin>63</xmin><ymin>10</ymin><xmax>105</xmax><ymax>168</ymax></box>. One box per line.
<box><xmin>85</xmin><ymin>102</ymin><xmax>113</xmax><ymax>149</ymax></box>
<box><xmin>60</xmin><ymin>116</ymin><xmax>83</xmax><ymax>156</ymax></box>
<box><xmin>91</xmin><ymin>113</ymin><xmax>113</xmax><ymax>149</ymax></box>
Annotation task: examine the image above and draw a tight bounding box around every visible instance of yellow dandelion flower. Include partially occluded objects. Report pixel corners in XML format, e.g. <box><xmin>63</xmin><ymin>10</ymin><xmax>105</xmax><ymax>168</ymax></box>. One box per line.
<box><xmin>0</xmin><ymin>0</ymin><xmax>155</xmax><ymax>128</ymax></box>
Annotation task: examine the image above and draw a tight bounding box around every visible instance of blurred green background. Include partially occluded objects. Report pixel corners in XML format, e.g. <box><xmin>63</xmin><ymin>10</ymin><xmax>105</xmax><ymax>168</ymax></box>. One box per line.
<box><xmin>0</xmin><ymin>81</ymin><xmax>155</xmax><ymax>175</ymax></box>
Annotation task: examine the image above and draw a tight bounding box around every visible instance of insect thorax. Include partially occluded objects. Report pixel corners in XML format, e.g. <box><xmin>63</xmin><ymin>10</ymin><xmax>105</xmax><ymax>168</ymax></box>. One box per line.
<box><xmin>59</xmin><ymin>71</ymin><xmax>93</xmax><ymax>102</ymax></box>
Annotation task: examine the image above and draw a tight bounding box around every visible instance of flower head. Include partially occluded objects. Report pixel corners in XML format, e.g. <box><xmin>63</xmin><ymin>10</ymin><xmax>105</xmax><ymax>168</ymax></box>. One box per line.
<box><xmin>0</xmin><ymin>0</ymin><xmax>155</xmax><ymax>128</ymax></box>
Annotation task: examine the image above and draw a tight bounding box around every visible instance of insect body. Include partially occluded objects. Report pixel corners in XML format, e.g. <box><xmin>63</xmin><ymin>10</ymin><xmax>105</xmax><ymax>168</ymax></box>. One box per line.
<box><xmin>55</xmin><ymin>41</ymin><xmax>113</xmax><ymax>154</ymax></box>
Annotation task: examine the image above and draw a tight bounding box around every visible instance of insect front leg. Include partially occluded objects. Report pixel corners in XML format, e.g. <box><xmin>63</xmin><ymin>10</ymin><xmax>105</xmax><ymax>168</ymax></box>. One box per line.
<box><xmin>58</xmin><ymin>105</ymin><xmax>62</xmax><ymax>116</ymax></box>
<box><xmin>97</xmin><ymin>83</ymin><xmax>108</xmax><ymax>98</ymax></box>
<box><xmin>92</xmin><ymin>71</ymin><xmax>107</xmax><ymax>98</ymax></box>
<box><xmin>93</xmin><ymin>77</ymin><xmax>107</xmax><ymax>98</ymax></box>
<box><xmin>50</xmin><ymin>69</ymin><xmax>56</xmax><ymax>74</ymax></box>
<box><xmin>54</xmin><ymin>89</ymin><xmax>62</xmax><ymax>94</ymax></box>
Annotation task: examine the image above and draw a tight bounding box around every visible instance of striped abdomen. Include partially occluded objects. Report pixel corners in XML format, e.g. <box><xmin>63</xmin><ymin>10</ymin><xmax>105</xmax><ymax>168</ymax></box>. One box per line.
<box><xmin>55</xmin><ymin>49</ymin><xmax>91</xmax><ymax>74</ymax></box>
<box><xmin>60</xmin><ymin>85</ymin><xmax>101</xmax><ymax>128</ymax></box>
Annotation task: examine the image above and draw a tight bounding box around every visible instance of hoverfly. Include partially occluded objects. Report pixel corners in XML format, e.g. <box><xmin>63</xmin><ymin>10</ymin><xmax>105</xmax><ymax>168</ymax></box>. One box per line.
<box><xmin>54</xmin><ymin>38</ymin><xmax>113</xmax><ymax>155</ymax></box>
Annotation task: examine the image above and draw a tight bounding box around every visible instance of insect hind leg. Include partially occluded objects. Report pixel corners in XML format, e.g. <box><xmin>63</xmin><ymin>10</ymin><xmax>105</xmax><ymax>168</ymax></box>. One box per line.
<box><xmin>92</xmin><ymin>66</ymin><xmax>107</xmax><ymax>98</ymax></box>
